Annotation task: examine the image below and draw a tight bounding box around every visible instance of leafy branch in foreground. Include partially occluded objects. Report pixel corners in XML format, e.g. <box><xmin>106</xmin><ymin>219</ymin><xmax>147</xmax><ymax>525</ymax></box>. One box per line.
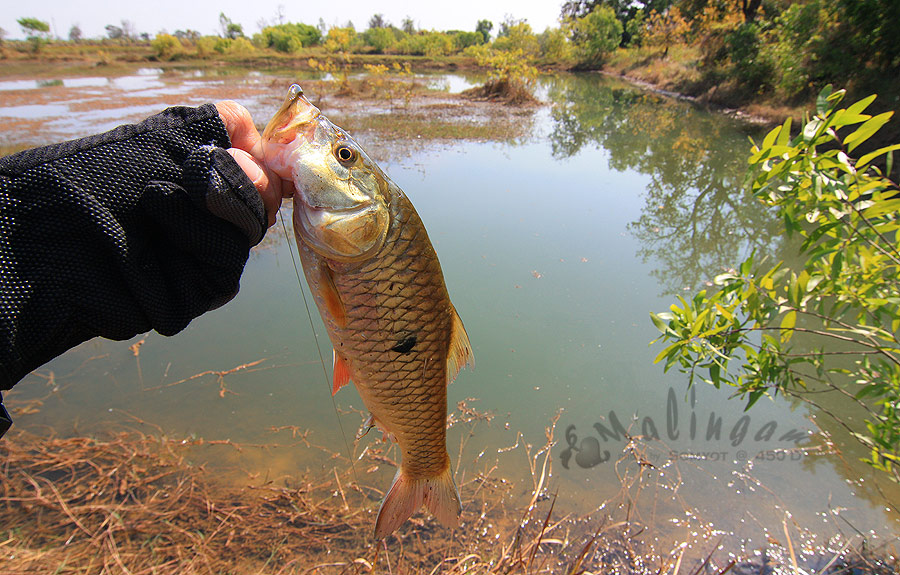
<box><xmin>650</xmin><ymin>85</ymin><xmax>900</xmax><ymax>479</ymax></box>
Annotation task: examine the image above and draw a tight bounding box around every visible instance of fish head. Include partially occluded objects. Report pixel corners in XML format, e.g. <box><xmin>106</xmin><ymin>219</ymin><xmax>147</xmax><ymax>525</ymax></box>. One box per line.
<box><xmin>263</xmin><ymin>84</ymin><xmax>390</xmax><ymax>263</ymax></box>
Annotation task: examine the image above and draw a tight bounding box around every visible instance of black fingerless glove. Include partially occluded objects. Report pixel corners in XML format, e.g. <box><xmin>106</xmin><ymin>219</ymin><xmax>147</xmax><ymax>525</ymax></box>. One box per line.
<box><xmin>0</xmin><ymin>103</ymin><xmax>267</xmax><ymax>390</ymax></box>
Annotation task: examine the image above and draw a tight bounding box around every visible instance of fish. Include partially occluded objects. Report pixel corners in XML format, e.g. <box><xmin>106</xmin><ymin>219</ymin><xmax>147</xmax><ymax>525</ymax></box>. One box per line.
<box><xmin>262</xmin><ymin>84</ymin><xmax>474</xmax><ymax>539</ymax></box>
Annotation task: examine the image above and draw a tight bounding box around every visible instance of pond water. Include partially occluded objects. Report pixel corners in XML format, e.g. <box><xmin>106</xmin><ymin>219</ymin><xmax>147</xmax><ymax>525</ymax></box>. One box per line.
<box><xmin>2</xmin><ymin>67</ymin><xmax>898</xmax><ymax>560</ymax></box>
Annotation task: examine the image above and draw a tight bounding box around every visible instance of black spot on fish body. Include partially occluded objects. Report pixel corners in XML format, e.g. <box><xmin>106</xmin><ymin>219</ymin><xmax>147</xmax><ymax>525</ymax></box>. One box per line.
<box><xmin>391</xmin><ymin>335</ymin><xmax>417</xmax><ymax>354</ymax></box>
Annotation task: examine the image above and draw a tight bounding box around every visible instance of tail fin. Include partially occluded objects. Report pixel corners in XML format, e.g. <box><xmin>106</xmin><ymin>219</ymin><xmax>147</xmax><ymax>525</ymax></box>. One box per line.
<box><xmin>374</xmin><ymin>466</ymin><xmax>462</xmax><ymax>539</ymax></box>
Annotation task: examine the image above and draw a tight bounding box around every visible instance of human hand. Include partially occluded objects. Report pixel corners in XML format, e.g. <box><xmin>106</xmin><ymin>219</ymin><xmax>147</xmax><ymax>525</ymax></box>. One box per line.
<box><xmin>215</xmin><ymin>101</ymin><xmax>294</xmax><ymax>227</ymax></box>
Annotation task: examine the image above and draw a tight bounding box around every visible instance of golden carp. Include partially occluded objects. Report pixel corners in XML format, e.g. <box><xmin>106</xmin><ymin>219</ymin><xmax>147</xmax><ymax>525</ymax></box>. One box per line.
<box><xmin>262</xmin><ymin>85</ymin><xmax>474</xmax><ymax>539</ymax></box>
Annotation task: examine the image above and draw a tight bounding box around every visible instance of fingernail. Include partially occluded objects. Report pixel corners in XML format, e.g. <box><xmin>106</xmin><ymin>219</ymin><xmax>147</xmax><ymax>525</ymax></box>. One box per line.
<box><xmin>229</xmin><ymin>148</ymin><xmax>264</xmax><ymax>185</ymax></box>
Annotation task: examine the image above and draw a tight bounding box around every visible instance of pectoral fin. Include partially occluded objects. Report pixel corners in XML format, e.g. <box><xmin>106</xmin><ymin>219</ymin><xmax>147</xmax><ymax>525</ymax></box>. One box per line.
<box><xmin>318</xmin><ymin>264</ymin><xmax>346</xmax><ymax>328</ymax></box>
<box><xmin>446</xmin><ymin>306</ymin><xmax>474</xmax><ymax>385</ymax></box>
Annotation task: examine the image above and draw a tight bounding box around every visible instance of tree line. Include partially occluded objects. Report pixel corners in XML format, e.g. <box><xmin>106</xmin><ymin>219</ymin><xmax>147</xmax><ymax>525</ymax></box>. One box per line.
<box><xmin>8</xmin><ymin>1</ymin><xmax>898</xmax><ymax>103</ymax></box>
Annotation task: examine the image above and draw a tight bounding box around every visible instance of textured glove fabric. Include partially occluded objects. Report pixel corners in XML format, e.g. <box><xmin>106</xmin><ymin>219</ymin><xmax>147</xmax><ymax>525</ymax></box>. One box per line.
<box><xmin>0</xmin><ymin>103</ymin><xmax>267</xmax><ymax>389</ymax></box>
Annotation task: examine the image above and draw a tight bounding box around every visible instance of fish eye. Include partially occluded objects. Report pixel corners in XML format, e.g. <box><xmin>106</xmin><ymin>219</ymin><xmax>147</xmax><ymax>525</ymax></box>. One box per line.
<box><xmin>334</xmin><ymin>144</ymin><xmax>357</xmax><ymax>165</ymax></box>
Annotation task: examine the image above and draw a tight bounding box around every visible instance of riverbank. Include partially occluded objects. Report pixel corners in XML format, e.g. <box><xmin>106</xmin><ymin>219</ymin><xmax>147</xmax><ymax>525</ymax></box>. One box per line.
<box><xmin>603</xmin><ymin>45</ymin><xmax>900</xmax><ymax>149</ymax></box>
<box><xmin>4</xmin><ymin>44</ymin><xmax>896</xmax><ymax>138</ymax></box>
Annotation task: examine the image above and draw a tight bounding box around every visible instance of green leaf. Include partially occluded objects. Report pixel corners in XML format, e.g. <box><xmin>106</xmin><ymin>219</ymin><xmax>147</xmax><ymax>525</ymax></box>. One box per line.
<box><xmin>761</xmin><ymin>125</ymin><xmax>781</xmax><ymax>151</ymax></box>
<box><xmin>832</xmin><ymin>95</ymin><xmax>876</xmax><ymax>128</ymax></box>
<box><xmin>776</xmin><ymin>117</ymin><xmax>792</xmax><ymax>146</ymax></box>
<box><xmin>816</xmin><ymin>85</ymin><xmax>833</xmax><ymax>115</ymax></box>
<box><xmin>858</xmin><ymin>144</ymin><xmax>900</xmax><ymax>169</ymax></box>
<box><xmin>780</xmin><ymin>311</ymin><xmax>797</xmax><ymax>342</ymax></box>
<box><xmin>803</xmin><ymin>117</ymin><xmax>824</xmax><ymax>141</ymax></box>
<box><xmin>855</xmin><ymin>384</ymin><xmax>885</xmax><ymax>399</ymax></box>
<box><xmin>831</xmin><ymin>251</ymin><xmax>844</xmax><ymax>278</ymax></box>
<box><xmin>845</xmin><ymin>112</ymin><xmax>894</xmax><ymax>153</ymax></box>
<box><xmin>650</xmin><ymin>312</ymin><xmax>673</xmax><ymax>335</ymax></box>
<box><xmin>862</xmin><ymin>198</ymin><xmax>900</xmax><ymax>219</ymax></box>
<box><xmin>745</xmin><ymin>389</ymin><xmax>766</xmax><ymax>411</ymax></box>
<box><xmin>653</xmin><ymin>341</ymin><xmax>683</xmax><ymax>365</ymax></box>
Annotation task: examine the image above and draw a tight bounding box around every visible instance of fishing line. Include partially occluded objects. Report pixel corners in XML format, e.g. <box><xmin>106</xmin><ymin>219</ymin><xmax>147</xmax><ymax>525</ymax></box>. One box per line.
<box><xmin>278</xmin><ymin>207</ymin><xmax>361</xmax><ymax>487</ymax></box>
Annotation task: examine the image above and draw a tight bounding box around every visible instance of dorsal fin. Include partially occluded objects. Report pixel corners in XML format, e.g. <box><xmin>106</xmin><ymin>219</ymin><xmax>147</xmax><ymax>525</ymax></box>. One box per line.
<box><xmin>446</xmin><ymin>306</ymin><xmax>474</xmax><ymax>385</ymax></box>
<box><xmin>333</xmin><ymin>351</ymin><xmax>352</xmax><ymax>395</ymax></box>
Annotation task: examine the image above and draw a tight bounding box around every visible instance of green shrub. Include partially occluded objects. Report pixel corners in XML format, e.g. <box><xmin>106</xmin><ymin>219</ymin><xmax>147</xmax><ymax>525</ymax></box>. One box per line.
<box><xmin>151</xmin><ymin>33</ymin><xmax>183</xmax><ymax>60</ymax></box>
<box><xmin>651</xmin><ymin>86</ymin><xmax>900</xmax><ymax>480</ymax></box>
<box><xmin>324</xmin><ymin>27</ymin><xmax>357</xmax><ymax>53</ymax></box>
<box><xmin>724</xmin><ymin>22</ymin><xmax>773</xmax><ymax>92</ymax></box>
<box><xmin>569</xmin><ymin>5</ymin><xmax>622</xmax><ymax>67</ymax></box>
<box><xmin>259</xmin><ymin>23</ymin><xmax>321</xmax><ymax>53</ymax></box>
<box><xmin>363</xmin><ymin>27</ymin><xmax>396</xmax><ymax>53</ymax></box>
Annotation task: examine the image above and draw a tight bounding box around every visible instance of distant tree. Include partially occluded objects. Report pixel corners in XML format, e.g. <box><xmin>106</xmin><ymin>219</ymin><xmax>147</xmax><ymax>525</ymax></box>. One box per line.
<box><xmin>0</xmin><ymin>27</ymin><xmax>7</xmax><ymax>44</ymax></box>
<box><xmin>476</xmin><ymin>19</ymin><xmax>493</xmax><ymax>43</ymax></box>
<box><xmin>275</xmin><ymin>4</ymin><xmax>287</xmax><ymax>25</ymax></box>
<box><xmin>740</xmin><ymin>0</ymin><xmax>763</xmax><ymax>22</ymax></box>
<box><xmin>493</xmin><ymin>20</ymin><xmax>539</xmax><ymax>57</ymax></box>
<box><xmin>17</xmin><ymin>17</ymin><xmax>50</xmax><ymax>38</ymax></box>
<box><xmin>105</xmin><ymin>25</ymin><xmax>124</xmax><ymax>40</ymax></box>
<box><xmin>561</xmin><ymin>0</ymin><xmax>599</xmax><ymax>20</ymax></box>
<box><xmin>401</xmin><ymin>17</ymin><xmax>416</xmax><ymax>35</ymax></box>
<box><xmin>560</xmin><ymin>0</ymin><xmax>656</xmax><ymax>21</ymax></box>
<box><xmin>538</xmin><ymin>26</ymin><xmax>572</xmax><ymax>61</ymax></box>
<box><xmin>498</xmin><ymin>15</ymin><xmax>526</xmax><ymax>38</ymax></box>
<box><xmin>453</xmin><ymin>30</ymin><xmax>484</xmax><ymax>49</ymax></box>
<box><xmin>569</xmin><ymin>5</ymin><xmax>623</xmax><ymax>66</ymax></box>
<box><xmin>219</xmin><ymin>12</ymin><xmax>244</xmax><ymax>39</ymax></box>
<box><xmin>561</xmin><ymin>0</ymin><xmax>662</xmax><ymax>46</ymax></box>
<box><xmin>645</xmin><ymin>6</ymin><xmax>690</xmax><ymax>57</ymax></box>
<box><xmin>364</xmin><ymin>26</ymin><xmax>396</xmax><ymax>52</ymax></box>
<box><xmin>324</xmin><ymin>26</ymin><xmax>357</xmax><ymax>52</ymax></box>
<box><xmin>174</xmin><ymin>29</ymin><xmax>200</xmax><ymax>41</ymax></box>
<box><xmin>368</xmin><ymin>14</ymin><xmax>388</xmax><ymax>29</ymax></box>
<box><xmin>120</xmin><ymin>20</ymin><xmax>136</xmax><ymax>41</ymax></box>
<box><xmin>258</xmin><ymin>22</ymin><xmax>321</xmax><ymax>52</ymax></box>
<box><xmin>624</xmin><ymin>9</ymin><xmax>645</xmax><ymax>46</ymax></box>
<box><xmin>18</xmin><ymin>17</ymin><xmax>51</xmax><ymax>52</ymax></box>
<box><xmin>68</xmin><ymin>24</ymin><xmax>82</xmax><ymax>42</ymax></box>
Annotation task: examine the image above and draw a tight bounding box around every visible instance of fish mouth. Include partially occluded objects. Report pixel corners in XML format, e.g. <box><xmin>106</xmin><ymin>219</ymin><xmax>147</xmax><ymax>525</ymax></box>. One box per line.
<box><xmin>262</xmin><ymin>84</ymin><xmax>321</xmax><ymax>145</ymax></box>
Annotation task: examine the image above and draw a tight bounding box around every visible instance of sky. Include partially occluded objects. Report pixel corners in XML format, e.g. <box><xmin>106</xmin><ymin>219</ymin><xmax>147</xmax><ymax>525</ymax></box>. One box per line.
<box><xmin>2</xmin><ymin>0</ymin><xmax>564</xmax><ymax>40</ymax></box>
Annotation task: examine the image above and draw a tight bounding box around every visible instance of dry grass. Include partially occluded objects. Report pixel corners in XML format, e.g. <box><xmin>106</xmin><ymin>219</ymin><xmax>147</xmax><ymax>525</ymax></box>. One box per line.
<box><xmin>2</xmin><ymin>408</ymin><xmax>896</xmax><ymax>574</ymax></box>
<box><xmin>461</xmin><ymin>79</ymin><xmax>541</xmax><ymax>107</ymax></box>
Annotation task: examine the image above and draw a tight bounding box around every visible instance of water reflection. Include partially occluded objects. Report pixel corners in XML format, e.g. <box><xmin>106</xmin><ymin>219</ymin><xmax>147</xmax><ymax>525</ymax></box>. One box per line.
<box><xmin>544</xmin><ymin>72</ymin><xmax>900</xmax><ymax>530</ymax></box>
<box><xmin>545</xmin><ymin>74</ymin><xmax>783</xmax><ymax>294</ymax></box>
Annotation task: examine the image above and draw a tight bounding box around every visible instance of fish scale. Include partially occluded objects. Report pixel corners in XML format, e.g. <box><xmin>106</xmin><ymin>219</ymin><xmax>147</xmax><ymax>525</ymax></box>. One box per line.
<box><xmin>304</xmin><ymin>195</ymin><xmax>453</xmax><ymax>475</ymax></box>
